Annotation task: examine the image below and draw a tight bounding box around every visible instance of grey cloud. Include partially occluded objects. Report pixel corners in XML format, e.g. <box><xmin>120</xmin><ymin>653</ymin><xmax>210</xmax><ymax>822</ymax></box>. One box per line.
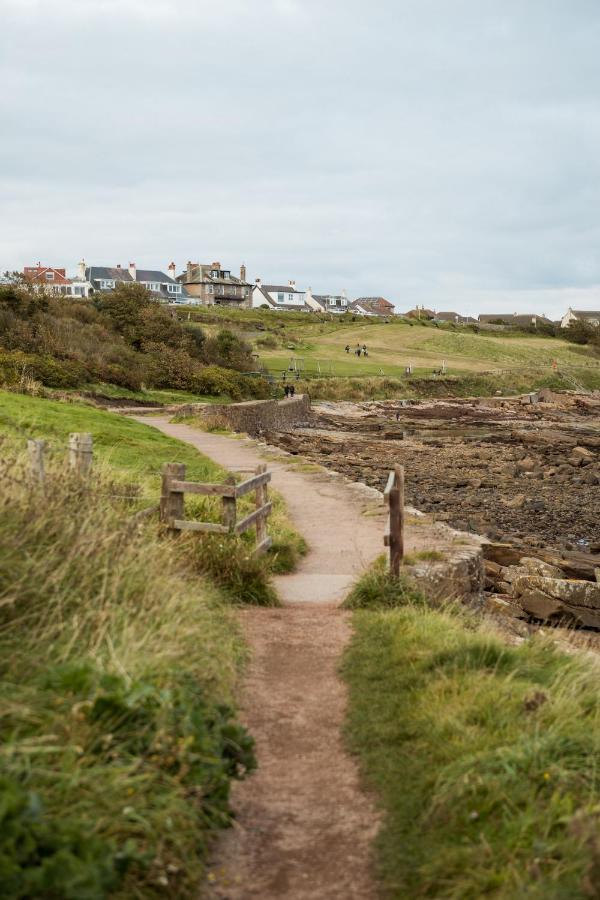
<box><xmin>1</xmin><ymin>0</ymin><xmax>600</xmax><ymax>317</ymax></box>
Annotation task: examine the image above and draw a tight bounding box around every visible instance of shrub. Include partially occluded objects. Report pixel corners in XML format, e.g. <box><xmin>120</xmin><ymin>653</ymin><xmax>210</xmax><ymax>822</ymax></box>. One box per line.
<box><xmin>0</xmin><ymin>351</ymin><xmax>89</xmax><ymax>388</ymax></box>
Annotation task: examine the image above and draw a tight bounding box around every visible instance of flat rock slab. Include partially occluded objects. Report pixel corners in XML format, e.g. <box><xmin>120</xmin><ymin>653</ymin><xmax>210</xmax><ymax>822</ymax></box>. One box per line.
<box><xmin>514</xmin><ymin>575</ymin><xmax>600</xmax><ymax>609</ymax></box>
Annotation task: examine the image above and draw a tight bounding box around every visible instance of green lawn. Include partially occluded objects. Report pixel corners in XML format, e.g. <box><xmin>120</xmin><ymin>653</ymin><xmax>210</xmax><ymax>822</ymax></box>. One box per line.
<box><xmin>257</xmin><ymin>322</ymin><xmax>599</xmax><ymax>378</ymax></box>
<box><xmin>0</xmin><ymin>390</ymin><xmax>224</xmax><ymax>489</ymax></box>
<box><xmin>343</xmin><ymin>602</ymin><xmax>600</xmax><ymax>898</ymax></box>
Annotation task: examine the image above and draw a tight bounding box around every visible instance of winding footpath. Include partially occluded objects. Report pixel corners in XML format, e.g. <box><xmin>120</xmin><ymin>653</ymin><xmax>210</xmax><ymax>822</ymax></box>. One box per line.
<box><xmin>138</xmin><ymin>416</ymin><xmax>397</xmax><ymax>899</ymax></box>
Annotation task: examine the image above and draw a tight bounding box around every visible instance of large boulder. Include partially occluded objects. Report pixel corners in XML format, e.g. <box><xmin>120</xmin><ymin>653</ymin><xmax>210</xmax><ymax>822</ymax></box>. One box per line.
<box><xmin>513</xmin><ymin>575</ymin><xmax>600</xmax><ymax>609</ymax></box>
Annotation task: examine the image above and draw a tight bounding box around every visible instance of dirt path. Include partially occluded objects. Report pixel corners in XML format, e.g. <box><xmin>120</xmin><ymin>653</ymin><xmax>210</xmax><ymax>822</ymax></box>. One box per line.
<box><xmin>137</xmin><ymin>417</ymin><xmax>390</xmax><ymax>897</ymax></box>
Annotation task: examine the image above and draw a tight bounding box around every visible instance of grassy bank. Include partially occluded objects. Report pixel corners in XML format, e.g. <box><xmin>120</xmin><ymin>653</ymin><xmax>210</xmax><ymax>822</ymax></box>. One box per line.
<box><xmin>343</xmin><ymin>600</ymin><xmax>600</xmax><ymax>898</ymax></box>
<box><xmin>0</xmin><ymin>450</ymin><xmax>253</xmax><ymax>898</ymax></box>
<box><xmin>0</xmin><ymin>390</ymin><xmax>311</xmax><ymax>894</ymax></box>
<box><xmin>288</xmin><ymin>367</ymin><xmax>600</xmax><ymax>401</ymax></box>
<box><xmin>0</xmin><ymin>390</ymin><xmax>305</xmax><ymax>579</ymax></box>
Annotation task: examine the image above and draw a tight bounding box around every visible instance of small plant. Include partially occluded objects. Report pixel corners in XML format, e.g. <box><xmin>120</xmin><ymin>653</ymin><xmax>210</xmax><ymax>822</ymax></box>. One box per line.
<box><xmin>344</xmin><ymin>556</ymin><xmax>425</xmax><ymax>610</ymax></box>
<box><xmin>402</xmin><ymin>549</ymin><xmax>445</xmax><ymax>565</ymax></box>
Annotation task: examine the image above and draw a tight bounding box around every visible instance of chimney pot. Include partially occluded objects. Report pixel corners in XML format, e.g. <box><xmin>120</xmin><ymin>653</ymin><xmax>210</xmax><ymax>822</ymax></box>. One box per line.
<box><xmin>128</xmin><ymin>262</ymin><xmax>136</xmax><ymax>280</ymax></box>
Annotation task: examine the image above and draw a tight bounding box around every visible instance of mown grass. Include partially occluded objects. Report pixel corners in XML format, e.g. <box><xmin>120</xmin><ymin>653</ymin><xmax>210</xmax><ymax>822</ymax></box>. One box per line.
<box><xmin>343</xmin><ymin>600</ymin><xmax>600</xmax><ymax>898</ymax></box>
<box><xmin>0</xmin><ymin>451</ymin><xmax>253</xmax><ymax>898</ymax></box>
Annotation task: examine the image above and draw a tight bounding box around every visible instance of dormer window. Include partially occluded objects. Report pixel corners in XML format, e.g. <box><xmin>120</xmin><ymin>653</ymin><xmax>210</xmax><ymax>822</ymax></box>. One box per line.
<box><xmin>223</xmin><ymin>271</ymin><xmax>230</xmax><ymax>279</ymax></box>
<box><xmin>211</xmin><ymin>269</ymin><xmax>220</xmax><ymax>278</ymax></box>
<box><xmin>167</xmin><ymin>283</ymin><xmax>182</xmax><ymax>294</ymax></box>
<box><xmin>45</xmin><ymin>271</ymin><xmax>54</xmax><ymax>281</ymax></box>
<box><xmin>99</xmin><ymin>279</ymin><xmax>115</xmax><ymax>289</ymax></box>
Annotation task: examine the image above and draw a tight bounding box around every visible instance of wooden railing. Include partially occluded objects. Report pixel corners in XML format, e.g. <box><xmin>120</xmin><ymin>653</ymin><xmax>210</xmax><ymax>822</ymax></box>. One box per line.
<box><xmin>160</xmin><ymin>462</ymin><xmax>273</xmax><ymax>555</ymax></box>
<box><xmin>383</xmin><ymin>464</ymin><xmax>404</xmax><ymax>575</ymax></box>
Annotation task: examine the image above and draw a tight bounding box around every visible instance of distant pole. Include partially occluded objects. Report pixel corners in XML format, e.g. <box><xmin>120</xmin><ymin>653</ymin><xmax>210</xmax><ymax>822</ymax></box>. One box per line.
<box><xmin>27</xmin><ymin>439</ymin><xmax>46</xmax><ymax>486</ymax></box>
<box><xmin>68</xmin><ymin>433</ymin><xmax>93</xmax><ymax>476</ymax></box>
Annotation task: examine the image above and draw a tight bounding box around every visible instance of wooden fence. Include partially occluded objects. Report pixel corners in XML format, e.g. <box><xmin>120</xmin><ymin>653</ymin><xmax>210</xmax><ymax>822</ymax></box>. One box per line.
<box><xmin>25</xmin><ymin>433</ymin><xmax>273</xmax><ymax>554</ymax></box>
<box><xmin>383</xmin><ymin>463</ymin><xmax>405</xmax><ymax>576</ymax></box>
<box><xmin>160</xmin><ymin>462</ymin><xmax>273</xmax><ymax>555</ymax></box>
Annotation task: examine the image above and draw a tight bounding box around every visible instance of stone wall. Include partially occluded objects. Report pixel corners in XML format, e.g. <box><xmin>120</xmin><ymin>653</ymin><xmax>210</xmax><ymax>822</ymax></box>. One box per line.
<box><xmin>195</xmin><ymin>395</ymin><xmax>312</xmax><ymax>436</ymax></box>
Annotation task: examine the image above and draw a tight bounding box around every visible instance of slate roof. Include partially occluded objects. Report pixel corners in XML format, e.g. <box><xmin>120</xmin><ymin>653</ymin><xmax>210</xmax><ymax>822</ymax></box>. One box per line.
<box><xmin>262</xmin><ymin>284</ymin><xmax>303</xmax><ymax>294</ymax></box>
<box><xmin>479</xmin><ymin>313</ymin><xmax>552</xmax><ymax>325</ymax></box>
<box><xmin>571</xmin><ymin>310</ymin><xmax>600</xmax><ymax>318</ymax></box>
<box><xmin>354</xmin><ymin>296</ymin><xmax>394</xmax><ymax>308</ymax></box>
<box><xmin>86</xmin><ymin>266</ymin><xmax>190</xmax><ymax>300</ymax></box>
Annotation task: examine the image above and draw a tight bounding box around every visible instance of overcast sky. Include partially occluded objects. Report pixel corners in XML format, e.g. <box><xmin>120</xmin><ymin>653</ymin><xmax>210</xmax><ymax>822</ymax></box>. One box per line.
<box><xmin>2</xmin><ymin>0</ymin><xmax>600</xmax><ymax>316</ymax></box>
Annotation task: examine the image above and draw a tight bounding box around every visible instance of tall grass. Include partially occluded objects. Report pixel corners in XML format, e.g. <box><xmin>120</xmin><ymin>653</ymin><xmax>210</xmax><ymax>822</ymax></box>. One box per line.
<box><xmin>343</xmin><ymin>601</ymin><xmax>600</xmax><ymax>898</ymax></box>
<box><xmin>0</xmin><ymin>452</ymin><xmax>254</xmax><ymax>897</ymax></box>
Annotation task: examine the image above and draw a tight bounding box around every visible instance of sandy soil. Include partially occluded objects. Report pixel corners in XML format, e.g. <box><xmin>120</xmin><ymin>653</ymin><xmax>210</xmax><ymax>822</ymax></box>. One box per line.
<box><xmin>138</xmin><ymin>418</ymin><xmax>384</xmax><ymax>899</ymax></box>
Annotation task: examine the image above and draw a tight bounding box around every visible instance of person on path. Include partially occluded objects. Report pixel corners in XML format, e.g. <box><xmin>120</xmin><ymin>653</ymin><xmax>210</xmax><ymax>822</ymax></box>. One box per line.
<box><xmin>290</xmin><ymin>384</ymin><xmax>295</xmax><ymax>397</ymax></box>
<box><xmin>284</xmin><ymin>384</ymin><xmax>290</xmax><ymax>397</ymax></box>
<box><xmin>345</xmin><ymin>344</ymin><xmax>350</xmax><ymax>353</ymax></box>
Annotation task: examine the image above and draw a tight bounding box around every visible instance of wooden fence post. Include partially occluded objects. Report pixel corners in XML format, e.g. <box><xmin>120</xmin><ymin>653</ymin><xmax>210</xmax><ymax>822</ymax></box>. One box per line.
<box><xmin>27</xmin><ymin>439</ymin><xmax>46</xmax><ymax>486</ymax></box>
<box><xmin>388</xmin><ymin>463</ymin><xmax>405</xmax><ymax>576</ymax></box>
<box><xmin>255</xmin><ymin>463</ymin><xmax>268</xmax><ymax>550</ymax></box>
<box><xmin>222</xmin><ymin>474</ymin><xmax>237</xmax><ymax>533</ymax></box>
<box><xmin>68</xmin><ymin>433</ymin><xmax>93</xmax><ymax>476</ymax></box>
<box><xmin>160</xmin><ymin>462</ymin><xmax>186</xmax><ymax>528</ymax></box>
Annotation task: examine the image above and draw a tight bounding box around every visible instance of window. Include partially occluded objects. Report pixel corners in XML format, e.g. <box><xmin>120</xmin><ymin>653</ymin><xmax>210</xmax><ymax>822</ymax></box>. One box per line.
<box><xmin>211</xmin><ymin>269</ymin><xmax>219</xmax><ymax>278</ymax></box>
<box><xmin>277</xmin><ymin>292</ymin><xmax>284</xmax><ymax>303</ymax></box>
<box><xmin>328</xmin><ymin>297</ymin><xmax>335</xmax><ymax>306</ymax></box>
<box><xmin>223</xmin><ymin>271</ymin><xmax>230</xmax><ymax>279</ymax></box>
<box><xmin>99</xmin><ymin>279</ymin><xmax>115</xmax><ymax>289</ymax></box>
<box><xmin>288</xmin><ymin>294</ymin><xmax>294</xmax><ymax>302</ymax></box>
<box><xmin>207</xmin><ymin>284</ymin><xmax>213</xmax><ymax>294</ymax></box>
<box><xmin>142</xmin><ymin>281</ymin><xmax>161</xmax><ymax>292</ymax></box>
<box><xmin>45</xmin><ymin>271</ymin><xmax>54</xmax><ymax>281</ymax></box>
<box><xmin>341</xmin><ymin>298</ymin><xmax>347</xmax><ymax>306</ymax></box>
<box><xmin>74</xmin><ymin>286</ymin><xmax>84</xmax><ymax>296</ymax></box>
<box><xmin>244</xmin><ymin>287</ymin><xmax>249</xmax><ymax>296</ymax></box>
<box><xmin>167</xmin><ymin>283</ymin><xmax>181</xmax><ymax>294</ymax></box>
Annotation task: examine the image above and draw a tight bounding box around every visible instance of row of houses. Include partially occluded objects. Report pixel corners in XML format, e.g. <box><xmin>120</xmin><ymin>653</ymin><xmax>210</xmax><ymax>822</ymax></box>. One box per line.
<box><xmin>19</xmin><ymin>261</ymin><xmax>395</xmax><ymax>318</ymax></box>
<box><xmin>17</xmin><ymin>262</ymin><xmax>600</xmax><ymax>328</ymax></box>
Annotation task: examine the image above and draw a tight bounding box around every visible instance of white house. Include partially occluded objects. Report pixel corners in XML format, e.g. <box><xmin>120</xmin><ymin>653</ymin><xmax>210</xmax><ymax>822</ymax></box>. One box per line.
<box><xmin>251</xmin><ymin>279</ymin><xmax>312</xmax><ymax>311</ymax></box>
<box><xmin>561</xmin><ymin>307</ymin><xmax>600</xmax><ymax>328</ymax></box>
<box><xmin>309</xmin><ymin>289</ymin><xmax>349</xmax><ymax>314</ymax></box>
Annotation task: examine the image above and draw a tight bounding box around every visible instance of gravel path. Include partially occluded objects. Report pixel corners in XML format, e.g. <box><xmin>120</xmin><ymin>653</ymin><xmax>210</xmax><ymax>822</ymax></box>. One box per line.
<box><xmin>137</xmin><ymin>417</ymin><xmax>385</xmax><ymax>898</ymax></box>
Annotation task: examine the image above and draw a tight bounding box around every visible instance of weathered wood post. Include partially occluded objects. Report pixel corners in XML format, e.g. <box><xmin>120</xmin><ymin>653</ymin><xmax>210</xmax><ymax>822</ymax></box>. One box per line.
<box><xmin>222</xmin><ymin>474</ymin><xmax>237</xmax><ymax>533</ymax></box>
<box><xmin>27</xmin><ymin>439</ymin><xmax>46</xmax><ymax>486</ymax></box>
<box><xmin>68</xmin><ymin>433</ymin><xmax>93</xmax><ymax>476</ymax></box>
<box><xmin>255</xmin><ymin>463</ymin><xmax>268</xmax><ymax>550</ymax></box>
<box><xmin>388</xmin><ymin>464</ymin><xmax>405</xmax><ymax>577</ymax></box>
<box><xmin>160</xmin><ymin>462</ymin><xmax>186</xmax><ymax>529</ymax></box>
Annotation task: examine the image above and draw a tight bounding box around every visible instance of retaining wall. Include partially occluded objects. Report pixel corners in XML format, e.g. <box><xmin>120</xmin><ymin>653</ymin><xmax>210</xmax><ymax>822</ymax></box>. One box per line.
<box><xmin>194</xmin><ymin>395</ymin><xmax>312</xmax><ymax>436</ymax></box>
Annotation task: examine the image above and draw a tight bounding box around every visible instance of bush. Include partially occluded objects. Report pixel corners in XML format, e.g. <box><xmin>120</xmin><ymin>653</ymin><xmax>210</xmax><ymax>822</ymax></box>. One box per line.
<box><xmin>0</xmin><ymin>351</ymin><xmax>89</xmax><ymax>388</ymax></box>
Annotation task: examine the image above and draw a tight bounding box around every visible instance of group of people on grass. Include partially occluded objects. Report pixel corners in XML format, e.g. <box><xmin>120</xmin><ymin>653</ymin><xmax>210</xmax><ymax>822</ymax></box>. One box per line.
<box><xmin>345</xmin><ymin>343</ymin><xmax>369</xmax><ymax>357</ymax></box>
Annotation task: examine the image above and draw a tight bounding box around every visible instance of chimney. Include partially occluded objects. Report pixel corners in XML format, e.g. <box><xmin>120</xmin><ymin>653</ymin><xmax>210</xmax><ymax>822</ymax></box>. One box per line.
<box><xmin>129</xmin><ymin>262</ymin><xmax>136</xmax><ymax>281</ymax></box>
<box><xmin>240</xmin><ymin>263</ymin><xmax>247</xmax><ymax>282</ymax></box>
<box><xmin>211</xmin><ymin>261</ymin><xmax>221</xmax><ymax>271</ymax></box>
<box><xmin>168</xmin><ymin>261</ymin><xmax>177</xmax><ymax>281</ymax></box>
<box><xmin>78</xmin><ymin>259</ymin><xmax>86</xmax><ymax>280</ymax></box>
<box><xmin>255</xmin><ymin>277</ymin><xmax>262</xmax><ymax>287</ymax></box>
<box><xmin>288</xmin><ymin>279</ymin><xmax>296</xmax><ymax>289</ymax></box>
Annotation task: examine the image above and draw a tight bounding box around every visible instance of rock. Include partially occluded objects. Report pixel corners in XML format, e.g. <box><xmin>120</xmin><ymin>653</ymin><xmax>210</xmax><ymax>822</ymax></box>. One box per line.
<box><xmin>497</xmin><ymin>580</ymin><xmax>512</xmax><ymax>594</ymax></box>
<box><xmin>596</xmin><ymin>569</ymin><xmax>600</xmax><ymax>585</ymax></box>
<box><xmin>519</xmin><ymin>557</ymin><xmax>564</xmax><ymax>578</ymax></box>
<box><xmin>485</xmin><ymin>595</ymin><xmax>528</xmax><ymax>619</ymax></box>
<box><xmin>517</xmin><ymin>456</ymin><xmax>536</xmax><ymax>473</ymax></box>
<box><xmin>513</xmin><ymin>575</ymin><xmax>600</xmax><ymax>609</ymax></box>
<box><xmin>484</xmin><ymin>560</ymin><xmax>503</xmax><ymax>577</ymax></box>
<box><xmin>503</xmin><ymin>493</ymin><xmax>525</xmax><ymax>509</ymax></box>
<box><xmin>528</xmin><ymin>499</ymin><xmax>547</xmax><ymax>511</ymax></box>
<box><xmin>567</xmin><ymin>455</ymin><xmax>583</xmax><ymax>468</ymax></box>
<box><xmin>518</xmin><ymin>588</ymin><xmax>600</xmax><ymax>627</ymax></box>
<box><xmin>572</xmin><ymin>446</ymin><xmax>594</xmax><ymax>461</ymax></box>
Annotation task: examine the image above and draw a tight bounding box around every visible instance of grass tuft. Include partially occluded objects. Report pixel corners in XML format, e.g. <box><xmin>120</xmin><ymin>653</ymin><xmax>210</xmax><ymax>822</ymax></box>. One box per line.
<box><xmin>343</xmin><ymin>556</ymin><xmax>426</xmax><ymax>610</ymax></box>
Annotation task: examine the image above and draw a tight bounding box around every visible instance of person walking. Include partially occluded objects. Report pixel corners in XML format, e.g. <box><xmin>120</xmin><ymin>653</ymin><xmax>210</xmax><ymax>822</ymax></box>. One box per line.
<box><xmin>345</xmin><ymin>344</ymin><xmax>350</xmax><ymax>353</ymax></box>
<box><xmin>290</xmin><ymin>384</ymin><xmax>295</xmax><ymax>397</ymax></box>
<box><xmin>284</xmin><ymin>384</ymin><xmax>290</xmax><ymax>397</ymax></box>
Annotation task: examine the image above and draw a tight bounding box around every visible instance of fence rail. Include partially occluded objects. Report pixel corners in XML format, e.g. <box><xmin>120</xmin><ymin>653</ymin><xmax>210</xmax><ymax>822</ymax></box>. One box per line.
<box><xmin>160</xmin><ymin>462</ymin><xmax>273</xmax><ymax>554</ymax></box>
<box><xmin>383</xmin><ymin>463</ymin><xmax>404</xmax><ymax>576</ymax></box>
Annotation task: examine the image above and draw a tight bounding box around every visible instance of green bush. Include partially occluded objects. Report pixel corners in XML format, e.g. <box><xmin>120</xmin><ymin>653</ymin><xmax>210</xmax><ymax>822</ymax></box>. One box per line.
<box><xmin>0</xmin><ymin>775</ymin><xmax>120</xmax><ymax>899</ymax></box>
<box><xmin>0</xmin><ymin>351</ymin><xmax>89</xmax><ymax>388</ymax></box>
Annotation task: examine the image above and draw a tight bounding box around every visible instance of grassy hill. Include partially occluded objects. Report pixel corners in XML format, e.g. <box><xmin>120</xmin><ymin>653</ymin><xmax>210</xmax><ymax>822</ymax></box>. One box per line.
<box><xmin>175</xmin><ymin>307</ymin><xmax>600</xmax><ymax>385</ymax></box>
